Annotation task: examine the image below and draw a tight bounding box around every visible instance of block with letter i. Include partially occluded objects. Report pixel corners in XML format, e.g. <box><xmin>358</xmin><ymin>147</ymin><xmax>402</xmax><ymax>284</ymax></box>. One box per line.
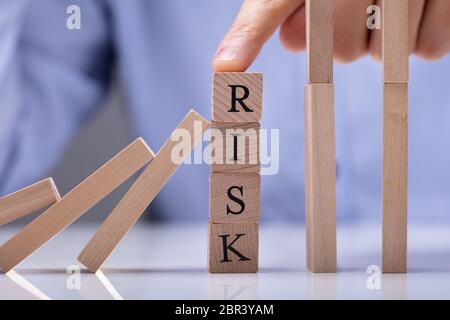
<box><xmin>209</xmin><ymin>72</ymin><xmax>262</xmax><ymax>273</ymax></box>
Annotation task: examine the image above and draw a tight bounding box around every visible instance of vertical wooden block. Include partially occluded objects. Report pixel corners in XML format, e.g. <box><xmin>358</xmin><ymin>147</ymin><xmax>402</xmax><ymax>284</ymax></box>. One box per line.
<box><xmin>383</xmin><ymin>0</ymin><xmax>409</xmax><ymax>83</ymax></box>
<box><xmin>210</xmin><ymin>122</ymin><xmax>259</xmax><ymax>173</ymax></box>
<box><xmin>78</xmin><ymin>110</ymin><xmax>209</xmax><ymax>272</ymax></box>
<box><xmin>210</xmin><ymin>172</ymin><xmax>260</xmax><ymax>223</ymax></box>
<box><xmin>0</xmin><ymin>178</ymin><xmax>61</xmax><ymax>225</ymax></box>
<box><xmin>306</xmin><ymin>0</ymin><xmax>334</xmax><ymax>84</ymax></box>
<box><xmin>208</xmin><ymin>223</ymin><xmax>258</xmax><ymax>273</ymax></box>
<box><xmin>0</xmin><ymin>138</ymin><xmax>155</xmax><ymax>273</ymax></box>
<box><xmin>304</xmin><ymin>84</ymin><xmax>336</xmax><ymax>273</ymax></box>
<box><xmin>212</xmin><ymin>73</ymin><xmax>262</xmax><ymax>123</ymax></box>
<box><xmin>382</xmin><ymin>83</ymin><xmax>408</xmax><ymax>273</ymax></box>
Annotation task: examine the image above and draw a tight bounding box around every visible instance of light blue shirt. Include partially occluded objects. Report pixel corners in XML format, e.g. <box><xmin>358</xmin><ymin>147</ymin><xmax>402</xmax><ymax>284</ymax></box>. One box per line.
<box><xmin>1</xmin><ymin>0</ymin><xmax>450</xmax><ymax>222</ymax></box>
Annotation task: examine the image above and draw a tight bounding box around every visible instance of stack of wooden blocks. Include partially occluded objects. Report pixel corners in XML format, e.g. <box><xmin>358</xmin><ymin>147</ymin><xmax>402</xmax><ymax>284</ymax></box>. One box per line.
<box><xmin>304</xmin><ymin>0</ymin><xmax>336</xmax><ymax>273</ymax></box>
<box><xmin>209</xmin><ymin>72</ymin><xmax>263</xmax><ymax>273</ymax></box>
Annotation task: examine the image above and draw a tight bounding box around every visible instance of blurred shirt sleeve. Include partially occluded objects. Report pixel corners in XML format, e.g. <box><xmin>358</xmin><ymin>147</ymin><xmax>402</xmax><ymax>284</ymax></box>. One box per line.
<box><xmin>0</xmin><ymin>0</ymin><xmax>113</xmax><ymax>194</ymax></box>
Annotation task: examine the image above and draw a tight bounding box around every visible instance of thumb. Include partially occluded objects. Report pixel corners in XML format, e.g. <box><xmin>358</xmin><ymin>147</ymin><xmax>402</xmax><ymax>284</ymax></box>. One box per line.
<box><xmin>213</xmin><ymin>0</ymin><xmax>304</xmax><ymax>72</ymax></box>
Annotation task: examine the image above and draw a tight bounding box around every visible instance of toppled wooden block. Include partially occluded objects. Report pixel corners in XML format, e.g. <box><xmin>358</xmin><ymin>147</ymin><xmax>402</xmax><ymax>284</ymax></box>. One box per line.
<box><xmin>78</xmin><ymin>110</ymin><xmax>209</xmax><ymax>272</ymax></box>
<box><xmin>0</xmin><ymin>138</ymin><xmax>155</xmax><ymax>273</ymax></box>
<box><xmin>0</xmin><ymin>178</ymin><xmax>60</xmax><ymax>225</ymax></box>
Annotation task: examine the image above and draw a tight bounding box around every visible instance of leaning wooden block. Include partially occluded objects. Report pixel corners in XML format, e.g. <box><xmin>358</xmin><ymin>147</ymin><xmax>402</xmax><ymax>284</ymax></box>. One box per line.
<box><xmin>210</xmin><ymin>122</ymin><xmax>259</xmax><ymax>173</ymax></box>
<box><xmin>208</xmin><ymin>223</ymin><xmax>258</xmax><ymax>273</ymax></box>
<box><xmin>210</xmin><ymin>172</ymin><xmax>260</xmax><ymax>223</ymax></box>
<box><xmin>306</xmin><ymin>0</ymin><xmax>334</xmax><ymax>84</ymax></box>
<box><xmin>212</xmin><ymin>72</ymin><xmax>262</xmax><ymax>123</ymax></box>
<box><xmin>0</xmin><ymin>138</ymin><xmax>155</xmax><ymax>273</ymax></box>
<box><xmin>382</xmin><ymin>83</ymin><xmax>408</xmax><ymax>273</ymax></box>
<box><xmin>0</xmin><ymin>178</ymin><xmax>61</xmax><ymax>225</ymax></box>
<box><xmin>383</xmin><ymin>0</ymin><xmax>409</xmax><ymax>83</ymax></box>
<box><xmin>78</xmin><ymin>110</ymin><xmax>209</xmax><ymax>272</ymax></box>
<box><xmin>304</xmin><ymin>84</ymin><xmax>336</xmax><ymax>273</ymax></box>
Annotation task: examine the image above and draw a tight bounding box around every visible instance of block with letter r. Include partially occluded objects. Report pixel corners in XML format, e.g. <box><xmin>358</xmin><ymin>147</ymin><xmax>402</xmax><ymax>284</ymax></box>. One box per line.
<box><xmin>212</xmin><ymin>72</ymin><xmax>263</xmax><ymax>123</ymax></box>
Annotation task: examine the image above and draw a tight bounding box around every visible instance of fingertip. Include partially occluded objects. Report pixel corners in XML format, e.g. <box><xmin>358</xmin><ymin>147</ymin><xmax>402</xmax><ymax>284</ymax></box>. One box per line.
<box><xmin>212</xmin><ymin>44</ymin><xmax>253</xmax><ymax>72</ymax></box>
<box><xmin>212</xmin><ymin>59</ymin><xmax>249</xmax><ymax>72</ymax></box>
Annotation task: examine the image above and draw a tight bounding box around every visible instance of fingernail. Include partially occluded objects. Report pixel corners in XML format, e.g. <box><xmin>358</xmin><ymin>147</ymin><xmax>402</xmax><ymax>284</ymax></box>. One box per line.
<box><xmin>214</xmin><ymin>46</ymin><xmax>239</xmax><ymax>61</ymax></box>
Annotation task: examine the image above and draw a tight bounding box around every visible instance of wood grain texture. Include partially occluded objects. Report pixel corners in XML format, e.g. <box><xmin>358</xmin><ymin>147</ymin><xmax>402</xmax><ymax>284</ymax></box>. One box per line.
<box><xmin>306</xmin><ymin>0</ymin><xmax>334</xmax><ymax>84</ymax></box>
<box><xmin>304</xmin><ymin>84</ymin><xmax>336</xmax><ymax>273</ymax></box>
<box><xmin>0</xmin><ymin>138</ymin><xmax>155</xmax><ymax>273</ymax></box>
<box><xmin>383</xmin><ymin>0</ymin><xmax>409</xmax><ymax>83</ymax></box>
<box><xmin>382</xmin><ymin>83</ymin><xmax>408</xmax><ymax>273</ymax></box>
<box><xmin>210</xmin><ymin>122</ymin><xmax>259</xmax><ymax>173</ymax></box>
<box><xmin>78</xmin><ymin>110</ymin><xmax>209</xmax><ymax>272</ymax></box>
<box><xmin>208</xmin><ymin>223</ymin><xmax>258</xmax><ymax>273</ymax></box>
<box><xmin>212</xmin><ymin>73</ymin><xmax>262</xmax><ymax>123</ymax></box>
<box><xmin>0</xmin><ymin>178</ymin><xmax>61</xmax><ymax>225</ymax></box>
<box><xmin>210</xmin><ymin>172</ymin><xmax>260</xmax><ymax>223</ymax></box>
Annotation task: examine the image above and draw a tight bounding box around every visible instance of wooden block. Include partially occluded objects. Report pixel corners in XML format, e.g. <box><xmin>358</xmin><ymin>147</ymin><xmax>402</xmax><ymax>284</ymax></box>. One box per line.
<box><xmin>306</xmin><ymin>0</ymin><xmax>334</xmax><ymax>84</ymax></box>
<box><xmin>0</xmin><ymin>178</ymin><xmax>61</xmax><ymax>225</ymax></box>
<box><xmin>210</xmin><ymin>172</ymin><xmax>260</xmax><ymax>223</ymax></box>
<box><xmin>210</xmin><ymin>122</ymin><xmax>259</xmax><ymax>173</ymax></box>
<box><xmin>0</xmin><ymin>138</ymin><xmax>155</xmax><ymax>273</ymax></box>
<box><xmin>212</xmin><ymin>73</ymin><xmax>262</xmax><ymax>123</ymax></box>
<box><xmin>304</xmin><ymin>84</ymin><xmax>336</xmax><ymax>273</ymax></box>
<box><xmin>208</xmin><ymin>223</ymin><xmax>258</xmax><ymax>273</ymax></box>
<box><xmin>382</xmin><ymin>0</ymin><xmax>409</xmax><ymax>83</ymax></box>
<box><xmin>382</xmin><ymin>83</ymin><xmax>408</xmax><ymax>273</ymax></box>
<box><xmin>78</xmin><ymin>110</ymin><xmax>209</xmax><ymax>272</ymax></box>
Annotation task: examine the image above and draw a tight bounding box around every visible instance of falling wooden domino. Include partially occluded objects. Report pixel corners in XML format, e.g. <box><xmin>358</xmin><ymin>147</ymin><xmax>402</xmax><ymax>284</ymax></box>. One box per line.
<box><xmin>0</xmin><ymin>138</ymin><xmax>155</xmax><ymax>273</ymax></box>
<box><xmin>0</xmin><ymin>178</ymin><xmax>61</xmax><ymax>225</ymax></box>
<box><xmin>78</xmin><ymin>110</ymin><xmax>209</xmax><ymax>272</ymax></box>
<box><xmin>382</xmin><ymin>0</ymin><xmax>409</xmax><ymax>274</ymax></box>
<box><xmin>304</xmin><ymin>0</ymin><xmax>336</xmax><ymax>273</ymax></box>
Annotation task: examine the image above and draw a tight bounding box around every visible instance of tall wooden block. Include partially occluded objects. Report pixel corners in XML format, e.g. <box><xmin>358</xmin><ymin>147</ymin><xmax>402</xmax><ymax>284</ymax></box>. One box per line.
<box><xmin>0</xmin><ymin>178</ymin><xmax>61</xmax><ymax>225</ymax></box>
<box><xmin>210</xmin><ymin>122</ymin><xmax>259</xmax><ymax>173</ymax></box>
<box><xmin>210</xmin><ymin>172</ymin><xmax>260</xmax><ymax>223</ymax></box>
<box><xmin>208</xmin><ymin>223</ymin><xmax>258</xmax><ymax>273</ymax></box>
<box><xmin>382</xmin><ymin>0</ymin><xmax>409</xmax><ymax>83</ymax></box>
<box><xmin>304</xmin><ymin>84</ymin><xmax>336</xmax><ymax>273</ymax></box>
<box><xmin>78</xmin><ymin>110</ymin><xmax>209</xmax><ymax>272</ymax></box>
<box><xmin>212</xmin><ymin>73</ymin><xmax>262</xmax><ymax>123</ymax></box>
<box><xmin>306</xmin><ymin>0</ymin><xmax>334</xmax><ymax>84</ymax></box>
<box><xmin>0</xmin><ymin>138</ymin><xmax>155</xmax><ymax>273</ymax></box>
<box><xmin>382</xmin><ymin>83</ymin><xmax>408</xmax><ymax>273</ymax></box>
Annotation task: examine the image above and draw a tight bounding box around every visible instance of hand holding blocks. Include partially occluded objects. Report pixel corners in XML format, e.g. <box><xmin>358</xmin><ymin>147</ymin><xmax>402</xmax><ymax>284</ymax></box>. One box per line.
<box><xmin>209</xmin><ymin>72</ymin><xmax>262</xmax><ymax>273</ymax></box>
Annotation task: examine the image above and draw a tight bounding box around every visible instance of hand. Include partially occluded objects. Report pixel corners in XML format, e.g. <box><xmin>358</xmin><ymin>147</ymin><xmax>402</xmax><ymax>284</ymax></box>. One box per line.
<box><xmin>212</xmin><ymin>0</ymin><xmax>450</xmax><ymax>72</ymax></box>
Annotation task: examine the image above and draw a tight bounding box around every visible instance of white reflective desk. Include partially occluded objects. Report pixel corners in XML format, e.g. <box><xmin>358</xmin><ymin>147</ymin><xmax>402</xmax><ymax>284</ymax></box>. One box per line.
<box><xmin>1</xmin><ymin>223</ymin><xmax>449</xmax><ymax>300</ymax></box>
